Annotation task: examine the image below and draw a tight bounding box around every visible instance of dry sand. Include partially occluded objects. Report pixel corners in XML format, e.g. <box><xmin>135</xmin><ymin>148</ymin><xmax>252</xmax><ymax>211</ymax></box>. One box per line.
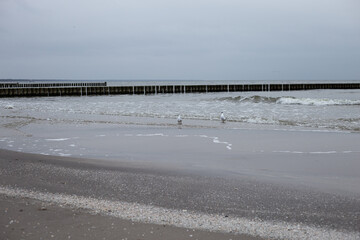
<box><xmin>1</xmin><ymin>194</ymin><xmax>259</xmax><ymax>240</ymax></box>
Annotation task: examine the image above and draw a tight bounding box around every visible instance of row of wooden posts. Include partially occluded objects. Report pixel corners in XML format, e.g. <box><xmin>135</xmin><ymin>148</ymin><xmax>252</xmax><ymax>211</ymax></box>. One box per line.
<box><xmin>0</xmin><ymin>83</ymin><xmax>359</xmax><ymax>97</ymax></box>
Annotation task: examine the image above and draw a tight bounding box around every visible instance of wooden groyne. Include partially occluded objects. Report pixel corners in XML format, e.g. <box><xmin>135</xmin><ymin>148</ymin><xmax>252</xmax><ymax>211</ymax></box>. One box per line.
<box><xmin>0</xmin><ymin>82</ymin><xmax>359</xmax><ymax>97</ymax></box>
<box><xmin>0</xmin><ymin>82</ymin><xmax>106</xmax><ymax>89</ymax></box>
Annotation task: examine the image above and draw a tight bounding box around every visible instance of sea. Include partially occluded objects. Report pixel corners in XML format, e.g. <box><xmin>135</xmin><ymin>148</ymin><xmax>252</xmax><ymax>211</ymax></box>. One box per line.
<box><xmin>0</xmin><ymin>79</ymin><xmax>360</xmax><ymax>162</ymax></box>
<box><xmin>1</xmin><ymin>79</ymin><xmax>359</xmax><ymax>132</ymax></box>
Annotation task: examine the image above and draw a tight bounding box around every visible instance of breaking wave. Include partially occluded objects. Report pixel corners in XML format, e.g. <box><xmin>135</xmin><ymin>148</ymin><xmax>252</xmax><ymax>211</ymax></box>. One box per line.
<box><xmin>217</xmin><ymin>95</ymin><xmax>360</xmax><ymax>106</ymax></box>
<box><xmin>216</xmin><ymin>96</ymin><xmax>279</xmax><ymax>103</ymax></box>
<box><xmin>276</xmin><ymin>97</ymin><xmax>360</xmax><ymax>106</ymax></box>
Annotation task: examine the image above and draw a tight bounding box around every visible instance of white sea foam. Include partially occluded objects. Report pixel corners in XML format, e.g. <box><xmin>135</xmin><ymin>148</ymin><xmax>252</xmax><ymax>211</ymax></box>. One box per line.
<box><xmin>245</xmin><ymin>116</ymin><xmax>277</xmax><ymax>125</ymax></box>
<box><xmin>45</xmin><ymin>138</ymin><xmax>70</xmax><ymax>141</ymax></box>
<box><xmin>175</xmin><ymin>135</ymin><xmax>189</xmax><ymax>138</ymax></box>
<box><xmin>4</xmin><ymin>104</ymin><xmax>14</xmax><ymax>109</ymax></box>
<box><xmin>309</xmin><ymin>151</ymin><xmax>337</xmax><ymax>154</ymax></box>
<box><xmin>53</xmin><ymin>149</ymin><xmax>63</xmax><ymax>152</ymax></box>
<box><xmin>58</xmin><ymin>153</ymin><xmax>72</xmax><ymax>157</ymax></box>
<box><xmin>0</xmin><ymin>186</ymin><xmax>358</xmax><ymax>240</ymax></box>
<box><xmin>195</xmin><ymin>135</ymin><xmax>232</xmax><ymax>150</ymax></box>
<box><xmin>273</xmin><ymin>150</ymin><xmax>353</xmax><ymax>154</ymax></box>
<box><xmin>277</xmin><ymin>97</ymin><xmax>360</xmax><ymax>106</ymax></box>
<box><xmin>273</xmin><ymin>151</ymin><xmax>303</xmax><ymax>154</ymax></box>
<box><xmin>342</xmin><ymin>151</ymin><xmax>357</xmax><ymax>153</ymax></box>
<box><xmin>136</xmin><ymin>133</ymin><xmax>168</xmax><ymax>137</ymax></box>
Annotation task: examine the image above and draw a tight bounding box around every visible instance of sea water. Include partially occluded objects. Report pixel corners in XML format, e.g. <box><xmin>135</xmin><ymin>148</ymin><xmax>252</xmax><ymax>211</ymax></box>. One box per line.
<box><xmin>1</xmin><ymin>87</ymin><xmax>359</xmax><ymax>132</ymax></box>
<box><xmin>0</xmin><ymin>80</ymin><xmax>359</xmax><ymax>158</ymax></box>
<box><xmin>1</xmin><ymin>81</ymin><xmax>360</xmax><ymax>194</ymax></box>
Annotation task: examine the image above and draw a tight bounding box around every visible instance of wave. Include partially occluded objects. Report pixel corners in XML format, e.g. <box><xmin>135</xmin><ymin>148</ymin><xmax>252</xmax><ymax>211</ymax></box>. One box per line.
<box><xmin>236</xmin><ymin>117</ymin><xmax>359</xmax><ymax>132</ymax></box>
<box><xmin>216</xmin><ymin>96</ymin><xmax>279</xmax><ymax>103</ymax></box>
<box><xmin>216</xmin><ymin>95</ymin><xmax>360</xmax><ymax>106</ymax></box>
<box><xmin>276</xmin><ymin>97</ymin><xmax>360</xmax><ymax>106</ymax></box>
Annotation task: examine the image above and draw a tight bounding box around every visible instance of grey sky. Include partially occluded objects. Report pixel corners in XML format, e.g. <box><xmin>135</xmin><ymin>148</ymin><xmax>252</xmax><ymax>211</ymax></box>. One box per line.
<box><xmin>0</xmin><ymin>0</ymin><xmax>359</xmax><ymax>80</ymax></box>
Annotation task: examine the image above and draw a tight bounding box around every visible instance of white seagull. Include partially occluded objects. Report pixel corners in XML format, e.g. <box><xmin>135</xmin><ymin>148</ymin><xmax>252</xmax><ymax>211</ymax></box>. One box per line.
<box><xmin>177</xmin><ymin>115</ymin><xmax>182</xmax><ymax>125</ymax></box>
<box><xmin>220</xmin><ymin>112</ymin><xmax>226</xmax><ymax>123</ymax></box>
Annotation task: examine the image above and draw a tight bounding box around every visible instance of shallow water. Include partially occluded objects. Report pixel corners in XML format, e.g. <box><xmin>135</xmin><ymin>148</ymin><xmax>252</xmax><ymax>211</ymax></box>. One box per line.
<box><xmin>1</xmin><ymin>88</ymin><xmax>360</xmax><ymax>161</ymax></box>
<box><xmin>1</xmin><ymin>89</ymin><xmax>359</xmax><ymax>132</ymax></box>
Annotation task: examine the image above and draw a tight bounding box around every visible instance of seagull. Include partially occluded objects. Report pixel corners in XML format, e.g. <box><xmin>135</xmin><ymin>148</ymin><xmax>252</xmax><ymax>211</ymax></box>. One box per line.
<box><xmin>220</xmin><ymin>112</ymin><xmax>226</xmax><ymax>123</ymax></box>
<box><xmin>177</xmin><ymin>115</ymin><xmax>182</xmax><ymax>125</ymax></box>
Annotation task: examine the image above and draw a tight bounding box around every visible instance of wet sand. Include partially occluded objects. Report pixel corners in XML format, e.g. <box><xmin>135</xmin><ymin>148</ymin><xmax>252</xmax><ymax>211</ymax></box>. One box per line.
<box><xmin>1</xmin><ymin>148</ymin><xmax>359</xmax><ymax>239</ymax></box>
<box><xmin>4</xmin><ymin>122</ymin><xmax>360</xmax><ymax>196</ymax></box>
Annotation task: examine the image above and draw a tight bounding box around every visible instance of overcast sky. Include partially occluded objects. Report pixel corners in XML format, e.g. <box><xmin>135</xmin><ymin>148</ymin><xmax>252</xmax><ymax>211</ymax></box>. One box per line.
<box><xmin>0</xmin><ymin>0</ymin><xmax>359</xmax><ymax>81</ymax></box>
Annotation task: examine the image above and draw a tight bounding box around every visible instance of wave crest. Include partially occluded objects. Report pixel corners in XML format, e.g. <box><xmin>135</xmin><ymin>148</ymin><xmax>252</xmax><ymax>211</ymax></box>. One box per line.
<box><xmin>277</xmin><ymin>97</ymin><xmax>360</xmax><ymax>106</ymax></box>
<box><xmin>217</xmin><ymin>96</ymin><xmax>279</xmax><ymax>103</ymax></box>
<box><xmin>216</xmin><ymin>95</ymin><xmax>360</xmax><ymax>106</ymax></box>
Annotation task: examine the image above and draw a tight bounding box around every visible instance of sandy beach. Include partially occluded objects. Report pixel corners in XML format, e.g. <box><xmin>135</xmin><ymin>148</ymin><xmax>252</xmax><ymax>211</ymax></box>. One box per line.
<box><xmin>1</xmin><ymin>191</ymin><xmax>260</xmax><ymax>240</ymax></box>
<box><xmin>1</xmin><ymin>134</ymin><xmax>360</xmax><ymax>240</ymax></box>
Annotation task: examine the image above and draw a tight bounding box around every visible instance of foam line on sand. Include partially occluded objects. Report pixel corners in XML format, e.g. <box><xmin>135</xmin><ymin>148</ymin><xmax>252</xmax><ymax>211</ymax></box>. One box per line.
<box><xmin>0</xmin><ymin>186</ymin><xmax>358</xmax><ymax>240</ymax></box>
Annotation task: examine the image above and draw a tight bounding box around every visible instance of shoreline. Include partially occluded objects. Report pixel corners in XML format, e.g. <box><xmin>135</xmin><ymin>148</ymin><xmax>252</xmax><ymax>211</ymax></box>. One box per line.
<box><xmin>1</xmin><ymin>149</ymin><xmax>359</xmax><ymax>239</ymax></box>
<box><xmin>2</xmin><ymin>123</ymin><xmax>359</xmax><ymax>196</ymax></box>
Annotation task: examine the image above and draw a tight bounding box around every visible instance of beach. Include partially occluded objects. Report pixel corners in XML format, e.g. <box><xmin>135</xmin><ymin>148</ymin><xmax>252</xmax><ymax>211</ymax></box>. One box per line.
<box><xmin>1</xmin><ymin>126</ymin><xmax>360</xmax><ymax>239</ymax></box>
<box><xmin>1</xmin><ymin>89</ymin><xmax>360</xmax><ymax>239</ymax></box>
